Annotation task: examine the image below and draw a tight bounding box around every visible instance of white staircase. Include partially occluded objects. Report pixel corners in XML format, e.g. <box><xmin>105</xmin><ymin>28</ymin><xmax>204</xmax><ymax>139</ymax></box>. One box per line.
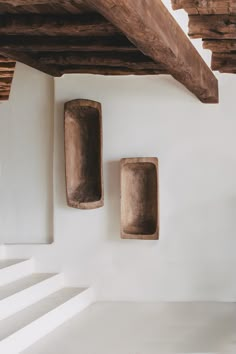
<box><xmin>0</xmin><ymin>258</ymin><xmax>95</xmax><ymax>354</ymax></box>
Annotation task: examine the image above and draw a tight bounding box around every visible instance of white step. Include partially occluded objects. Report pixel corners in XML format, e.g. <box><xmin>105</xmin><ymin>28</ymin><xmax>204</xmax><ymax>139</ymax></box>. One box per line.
<box><xmin>0</xmin><ymin>287</ymin><xmax>94</xmax><ymax>354</ymax></box>
<box><xmin>0</xmin><ymin>273</ymin><xmax>64</xmax><ymax>320</ymax></box>
<box><xmin>0</xmin><ymin>258</ymin><xmax>34</xmax><ymax>286</ymax></box>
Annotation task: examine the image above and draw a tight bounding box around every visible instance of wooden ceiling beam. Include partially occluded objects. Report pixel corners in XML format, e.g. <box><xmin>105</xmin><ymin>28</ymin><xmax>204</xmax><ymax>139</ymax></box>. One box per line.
<box><xmin>58</xmin><ymin>66</ymin><xmax>167</xmax><ymax>75</ymax></box>
<box><xmin>0</xmin><ymin>55</ymin><xmax>15</xmax><ymax>101</ymax></box>
<box><xmin>172</xmin><ymin>0</ymin><xmax>236</xmax><ymax>14</ymax></box>
<box><xmin>81</xmin><ymin>0</ymin><xmax>218</xmax><ymax>103</ymax></box>
<box><xmin>36</xmin><ymin>52</ymin><xmax>166</xmax><ymax>70</ymax></box>
<box><xmin>0</xmin><ymin>49</ymin><xmax>61</xmax><ymax>76</ymax></box>
<box><xmin>0</xmin><ymin>35</ymin><xmax>137</xmax><ymax>52</ymax></box>
<box><xmin>189</xmin><ymin>15</ymin><xmax>236</xmax><ymax>39</ymax></box>
<box><xmin>203</xmin><ymin>39</ymin><xmax>236</xmax><ymax>52</ymax></box>
<box><xmin>0</xmin><ymin>14</ymin><xmax>118</xmax><ymax>37</ymax></box>
<box><xmin>212</xmin><ymin>52</ymin><xmax>236</xmax><ymax>73</ymax></box>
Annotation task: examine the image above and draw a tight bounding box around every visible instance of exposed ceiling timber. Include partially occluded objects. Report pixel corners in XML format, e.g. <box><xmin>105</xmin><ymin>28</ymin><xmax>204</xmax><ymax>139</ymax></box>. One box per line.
<box><xmin>0</xmin><ymin>0</ymin><xmax>218</xmax><ymax>103</ymax></box>
<box><xmin>188</xmin><ymin>15</ymin><xmax>236</xmax><ymax>39</ymax></box>
<box><xmin>172</xmin><ymin>0</ymin><xmax>236</xmax><ymax>74</ymax></box>
<box><xmin>82</xmin><ymin>0</ymin><xmax>218</xmax><ymax>103</ymax></box>
<box><xmin>0</xmin><ymin>55</ymin><xmax>15</xmax><ymax>100</ymax></box>
<box><xmin>0</xmin><ymin>35</ymin><xmax>137</xmax><ymax>52</ymax></box>
<box><xmin>0</xmin><ymin>14</ymin><xmax>119</xmax><ymax>36</ymax></box>
<box><xmin>172</xmin><ymin>0</ymin><xmax>236</xmax><ymax>14</ymax></box>
<box><xmin>0</xmin><ymin>49</ymin><xmax>61</xmax><ymax>76</ymax></box>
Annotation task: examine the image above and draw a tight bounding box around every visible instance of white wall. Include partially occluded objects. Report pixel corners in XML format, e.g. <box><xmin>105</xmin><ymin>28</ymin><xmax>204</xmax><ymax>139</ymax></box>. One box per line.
<box><xmin>3</xmin><ymin>4</ymin><xmax>236</xmax><ymax>301</ymax></box>
<box><xmin>0</xmin><ymin>63</ymin><xmax>54</xmax><ymax>244</ymax></box>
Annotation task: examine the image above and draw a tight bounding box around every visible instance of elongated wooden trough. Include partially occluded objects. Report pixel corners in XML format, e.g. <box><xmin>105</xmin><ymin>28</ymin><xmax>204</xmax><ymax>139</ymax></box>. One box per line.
<box><xmin>64</xmin><ymin>99</ymin><xmax>103</xmax><ymax>209</ymax></box>
<box><xmin>120</xmin><ymin>157</ymin><xmax>159</xmax><ymax>240</ymax></box>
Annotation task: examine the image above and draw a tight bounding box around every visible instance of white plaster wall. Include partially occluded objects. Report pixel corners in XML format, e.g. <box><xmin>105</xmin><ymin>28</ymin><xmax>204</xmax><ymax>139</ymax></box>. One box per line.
<box><xmin>0</xmin><ymin>63</ymin><xmax>54</xmax><ymax>244</ymax></box>
<box><xmin>3</xmin><ymin>5</ymin><xmax>236</xmax><ymax>301</ymax></box>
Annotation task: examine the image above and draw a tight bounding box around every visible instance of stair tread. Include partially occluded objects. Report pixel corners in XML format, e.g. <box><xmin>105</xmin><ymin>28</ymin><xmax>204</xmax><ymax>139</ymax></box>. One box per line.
<box><xmin>0</xmin><ymin>259</ymin><xmax>28</xmax><ymax>270</ymax></box>
<box><xmin>0</xmin><ymin>287</ymin><xmax>85</xmax><ymax>341</ymax></box>
<box><xmin>0</xmin><ymin>273</ymin><xmax>57</xmax><ymax>300</ymax></box>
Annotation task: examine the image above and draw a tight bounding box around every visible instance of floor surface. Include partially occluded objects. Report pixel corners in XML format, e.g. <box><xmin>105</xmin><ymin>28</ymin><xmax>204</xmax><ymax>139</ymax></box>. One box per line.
<box><xmin>23</xmin><ymin>302</ymin><xmax>236</xmax><ymax>354</ymax></box>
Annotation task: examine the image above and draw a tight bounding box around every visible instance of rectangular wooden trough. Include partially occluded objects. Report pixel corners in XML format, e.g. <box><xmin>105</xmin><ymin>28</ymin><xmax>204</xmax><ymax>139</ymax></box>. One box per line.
<box><xmin>120</xmin><ymin>157</ymin><xmax>159</xmax><ymax>240</ymax></box>
<box><xmin>64</xmin><ymin>99</ymin><xmax>103</xmax><ymax>209</ymax></box>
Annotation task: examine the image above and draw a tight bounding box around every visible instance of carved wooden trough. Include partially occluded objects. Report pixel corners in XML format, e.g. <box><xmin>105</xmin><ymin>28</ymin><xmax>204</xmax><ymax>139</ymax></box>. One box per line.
<box><xmin>64</xmin><ymin>99</ymin><xmax>103</xmax><ymax>209</ymax></box>
<box><xmin>120</xmin><ymin>158</ymin><xmax>159</xmax><ymax>240</ymax></box>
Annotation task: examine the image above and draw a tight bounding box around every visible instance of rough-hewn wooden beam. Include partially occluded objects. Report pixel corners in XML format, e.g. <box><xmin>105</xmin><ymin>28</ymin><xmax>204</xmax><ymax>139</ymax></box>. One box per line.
<box><xmin>172</xmin><ymin>0</ymin><xmax>236</xmax><ymax>14</ymax></box>
<box><xmin>189</xmin><ymin>15</ymin><xmax>236</xmax><ymax>39</ymax></box>
<box><xmin>58</xmin><ymin>65</ymin><xmax>167</xmax><ymax>75</ymax></box>
<box><xmin>37</xmin><ymin>52</ymin><xmax>166</xmax><ymax>70</ymax></box>
<box><xmin>0</xmin><ymin>49</ymin><xmax>61</xmax><ymax>76</ymax></box>
<box><xmin>82</xmin><ymin>0</ymin><xmax>218</xmax><ymax>102</ymax></box>
<box><xmin>0</xmin><ymin>55</ymin><xmax>15</xmax><ymax>101</ymax></box>
<box><xmin>0</xmin><ymin>14</ymin><xmax>119</xmax><ymax>37</ymax></box>
<box><xmin>0</xmin><ymin>0</ymin><xmax>87</xmax><ymax>6</ymax></box>
<box><xmin>212</xmin><ymin>52</ymin><xmax>236</xmax><ymax>73</ymax></box>
<box><xmin>0</xmin><ymin>35</ymin><xmax>137</xmax><ymax>52</ymax></box>
<box><xmin>203</xmin><ymin>39</ymin><xmax>236</xmax><ymax>52</ymax></box>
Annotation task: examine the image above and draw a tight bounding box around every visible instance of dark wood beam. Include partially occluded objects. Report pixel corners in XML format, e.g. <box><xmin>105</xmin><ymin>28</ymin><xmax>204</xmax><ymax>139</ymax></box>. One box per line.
<box><xmin>82</xmin><ymin>0</ymin><xmax>218</xmax><ymax>103</ymax></box>
<box><xmin>36</xmin><ymin>52</ymin><xmax>166</xmax><ymax>70</ymax></box>
<box><xmin>203</xmin><ymin>39</ymin><xmax>236</xmax><ymax>52</ymax></box>
<box><xmin>0</xmin><ymin>55</ymin><xmax>15</xmax><ymax>101</ymax></box>
<box><xmin>0</xmin><ymin>35</ymin><xmax>137</xmax><ymax>52</ymax></box>
<box><xmin>172</xmin><ymin>0</ymin><xmax>236</xmax><ymax>14</ymax></box>
<box><xmin>58</xmin><ymin>65</ymin><xmax>167</xmax><ymax>75</ymax></box>
<box><xmin>0</xmin><ymin>49</ymin><xmax>61</xmax><ymax>76</ymax></box>
<box><xmin>212</xmin><ymin>52</ymin><xmax>236</xmax><ymax>73</ymax></box>
<box><xmin>189</xmin><ymin>15</ymin><xmax>236</xmax><ymax>39</ymax></box>
<box><xmin>0</xmin><ymin>14</ymin><xmax>119</xmax><ymax>37</ymax></box>
<box><xmin>0</xmin><ymin>0</ymin><xmax>88</xmax><ymax>6</ymax></box>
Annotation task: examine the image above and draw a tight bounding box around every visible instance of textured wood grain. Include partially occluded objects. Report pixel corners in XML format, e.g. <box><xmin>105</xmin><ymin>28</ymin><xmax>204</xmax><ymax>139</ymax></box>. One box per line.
<box><xmin>0</xmin><ymin>35</ymin><xmax>137</xmax><ymax>52</ymax></box>
<box><xmin>0</xmin><ymin>55</ymin><xmax>15</xmax><ymax>101</ymax></box>
<box><xmin>57</xmin><ymin>66</ymin><xmax>167</xmax><ymax>75</ymax></box>
<box><xmin>37</xmin><ymin>52</ymin><xmax>167</xmax><ymax>70</ymax></box>
<box><xmin>121</xmin><ymin>158</ymin><xmax>159</xmax><ymax>240</ymax></box>
<box><xmin>0</xmin><ymin>0</ymin><xmax>219</xmax><ymax>99</ymax></box>
<box><xmin>172</xmin><ymin>0</ymin><xmax>236</xmax><ymax>73</ymax></box>
<box><xmin>189</xmin><ymin>15</ymin><xmax>236</xmax><ymax>39</ymax></box>
<box><xmin>172</xmin><ymin>0</ymin><xmax>236</xmax><ymax>14</ymax></box>
<box><xmin>84</xmin><ymin>0</ymin><xmax>218</xmax><ymax>103</ymax></box>
<box><xmin>0</xmin><ymin>14</ymin><xmax>119</xmax><ymax>37</ymax></box>
<box><xmin>203</xmin><ymin>39</ymin><xmax>236</xmax><ymax>52</ymax></box>
<box><xmin>212</xmin><ymin>52</ymin><xmax>236</xmax><ymax>73</ymax></box>
<box><xmin>0</xmin><ymin>48</ymin><xmax>61</xmax><ymax>76</ymax></box>
<box><xmin>64</xmin><ymin>99</ymin><xmax>103</xmax><ymax>210</ymax></box>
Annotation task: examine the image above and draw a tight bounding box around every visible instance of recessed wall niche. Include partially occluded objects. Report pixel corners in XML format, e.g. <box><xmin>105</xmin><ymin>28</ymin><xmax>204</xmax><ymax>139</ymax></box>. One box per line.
<box><xmin>120</xmin><ymin>158</ymin><xmax>159</xmax><ymax>240</ymax></box>
<box><xmin>64</xmin><ymin>99</ymin><xmax>103</xmax><ymax>210</ymax></box>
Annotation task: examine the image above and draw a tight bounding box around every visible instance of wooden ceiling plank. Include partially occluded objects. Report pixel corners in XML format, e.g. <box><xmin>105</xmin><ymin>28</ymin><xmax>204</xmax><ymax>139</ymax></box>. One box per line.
<box><xmin>36</xmin><ymin>52</ymin><xmax>166</xmax><ymax>70</ymax></box>
<box><xmin>0</xmin><ymin>49</ymin><xmax>61</xmax><ymax>76</ymax></box>
<box><xmin>82</xmin><ymin>0</ymin><xmax>218</xmax><ymax>102</ymax></box>
<box><xmin>0</xmin><ymin>14</ymin><xmax>119</xmax><ymax>36</ymax></box>
<box><xmin>172</xmin><ymin>0</ymin><xmax>236</xmax><ymax>15</ymax></box>
<box><xmin>203</xmin><ymin>39</ymin><xmax>236</xmax><ymax>52</ymax></box>
<box><xmin>58</xmin><ymin>65</ymin><xmax>167</xmax><ymax>75</ymax></box>
<box><xmin>0</xmin><ymin>55</ymin><xmax>15</xmax><ymax>101</ymax></box>
<box><xmin>212</xmin><ymin>52</ymin><xmax>236</xmax><ymax>73</ymax></box>
<box><xmin>189</xmin><ymin>15</ymin><xmax>236</xmax><ymax>39</ymax></box>
<box><xmin>0</xmin><ymin>35</ymin><xmax>137</xmax><ymax>52</ymax></box>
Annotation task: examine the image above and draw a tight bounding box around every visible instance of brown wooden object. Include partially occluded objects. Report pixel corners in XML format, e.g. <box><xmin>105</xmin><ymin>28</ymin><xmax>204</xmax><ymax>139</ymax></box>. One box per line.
<box><xmin>172</xmin><ymin>0</ymin><xmax>236</xmax><ymax>73</ymax></box>
<box><xmin>64</xmin><ymin>99</ymin><xmax>103</xmax><ymax>210</ymax></box>
<box><xmin>0</xmin><ymin>0</ymin><xmax>218</xmax><ymax>102</ymax></box>
<box><xmin>120</xmin><ymin>158</ymin><xmax>159</xmax><ymax>240</ymax></box>
<box><xmin>0</xmin><ymin>55</ymin><xmax>15</xmax><ymax>100</ymax></box>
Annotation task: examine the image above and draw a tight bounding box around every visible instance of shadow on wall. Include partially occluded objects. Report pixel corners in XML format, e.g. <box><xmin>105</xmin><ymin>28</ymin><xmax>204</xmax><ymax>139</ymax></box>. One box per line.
<box><xmin>105</xmin><ymin>160</ymin><xmax>121</xmax><ymax>241</ymax></box>
<box><xmin>54</xmin><ymin>100</ymin><xmax>68</xmax><ymax>211</ymax></box>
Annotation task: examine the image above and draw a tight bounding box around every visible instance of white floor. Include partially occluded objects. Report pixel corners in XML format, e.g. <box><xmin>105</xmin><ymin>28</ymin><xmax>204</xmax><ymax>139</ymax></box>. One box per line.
<box><xmin>23</xmin><ymin>302</ymin><xmax>236</xmax><ymax>354</ymax></box>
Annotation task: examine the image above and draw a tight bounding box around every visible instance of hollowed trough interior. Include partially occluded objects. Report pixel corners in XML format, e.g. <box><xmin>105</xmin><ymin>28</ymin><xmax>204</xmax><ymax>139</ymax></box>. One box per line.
<box><xmin>121</xmin><ymin>159</ymin><xmax>158</xmax><ymax>239</ymax></box>
<box><xmin>65</xmin><ymin>100</ymin><xmax>103</xmax><ymax>209</ymax></box>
